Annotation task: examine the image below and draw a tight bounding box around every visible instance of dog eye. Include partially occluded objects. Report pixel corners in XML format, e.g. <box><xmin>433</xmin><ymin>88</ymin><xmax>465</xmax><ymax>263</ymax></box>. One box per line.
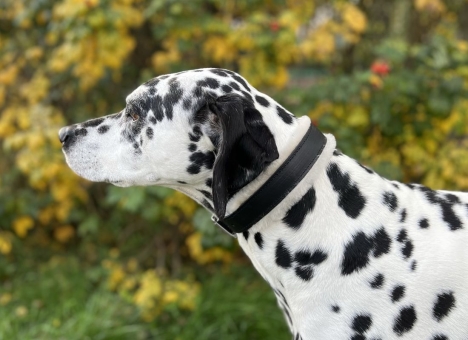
<box><xmin>128</xmin><ymin>112</ymin><xmax>139</xmax><ymax>122</ymax></box>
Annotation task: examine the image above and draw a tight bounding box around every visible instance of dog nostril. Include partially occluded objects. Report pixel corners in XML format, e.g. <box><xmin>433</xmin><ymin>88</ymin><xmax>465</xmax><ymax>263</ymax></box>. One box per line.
<box><xmin>58</xmin><ymin>127</ymin><xmax>70</xmax><ymax>143</ymax></box>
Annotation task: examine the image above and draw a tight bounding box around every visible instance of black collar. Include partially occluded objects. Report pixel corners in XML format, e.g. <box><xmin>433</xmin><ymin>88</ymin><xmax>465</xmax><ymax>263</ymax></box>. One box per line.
<box><xmin>212</xmin><ymin>123</ymin><xmax>327</xmax><ymax>237</ymax></box>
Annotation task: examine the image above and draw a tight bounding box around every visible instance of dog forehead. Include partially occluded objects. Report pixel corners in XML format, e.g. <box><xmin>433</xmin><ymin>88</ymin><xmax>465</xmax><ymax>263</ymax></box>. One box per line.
<box><xmin>125</xmin><ymin>68</ymin><xmax>248</xmax><ymax>105</ymax></box>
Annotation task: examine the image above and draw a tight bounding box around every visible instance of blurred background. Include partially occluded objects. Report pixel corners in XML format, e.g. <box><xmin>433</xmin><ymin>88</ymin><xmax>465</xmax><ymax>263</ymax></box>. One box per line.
<box><xmin>1</xmin><ymin>0</ymin><xmax>468</xmax><ymax>339</ymax></box>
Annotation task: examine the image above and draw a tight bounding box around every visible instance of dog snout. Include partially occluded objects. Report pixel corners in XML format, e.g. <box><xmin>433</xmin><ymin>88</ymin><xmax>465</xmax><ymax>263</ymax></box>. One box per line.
<box><xmin>58</xmin><ymin>126</ymin><xmax>71</xmax><ymax>143</ymax></box>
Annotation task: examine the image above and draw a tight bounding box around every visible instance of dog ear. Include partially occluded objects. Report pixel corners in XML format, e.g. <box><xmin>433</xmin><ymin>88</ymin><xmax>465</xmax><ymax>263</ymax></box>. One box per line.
<box><xmin>209</xmin><ymin>93</ymin><xmax>279</xmax><ymax>219</ymax></box>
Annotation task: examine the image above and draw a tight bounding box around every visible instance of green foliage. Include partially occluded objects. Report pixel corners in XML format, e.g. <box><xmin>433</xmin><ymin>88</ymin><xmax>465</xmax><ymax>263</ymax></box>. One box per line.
<box><xmin>0</xmin><ymin>256</ymin><xmax>287</xmax><ymax>340</ymax></box>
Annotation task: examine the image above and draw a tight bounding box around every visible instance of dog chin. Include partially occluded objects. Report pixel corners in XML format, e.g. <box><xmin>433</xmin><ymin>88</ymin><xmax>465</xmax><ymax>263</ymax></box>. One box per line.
<box><xmin>65</xmin><ymin>164</ymin><xmax>105</xmax><ymax>184</ymax></box>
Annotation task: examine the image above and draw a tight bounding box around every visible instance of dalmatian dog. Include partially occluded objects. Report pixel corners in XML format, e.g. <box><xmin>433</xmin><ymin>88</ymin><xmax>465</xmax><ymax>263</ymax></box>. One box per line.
<box><xmin>59</xmin><ymin>68</ymin><xmax>468</xmax><ymax>340</ymax></box>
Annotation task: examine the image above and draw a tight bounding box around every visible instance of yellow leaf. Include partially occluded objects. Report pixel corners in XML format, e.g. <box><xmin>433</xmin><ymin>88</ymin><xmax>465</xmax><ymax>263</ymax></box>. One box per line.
<box><xmin>15</xmin><ymin>306</ymin><xmax>28</xmax><ymax>318</ymax></box>
<box><xmin>341</xmin><ymin>4</ymin><xmax>367</xmax><ymax>34</ymax></box>
<box><xmin>54</xmin><ymin>225</ymin><xmax>75</xmax><ymax>243</ymax></box>
<box><xmin>0</xmin><ymin>233</ymin><xmax>12</xmax><ymax>255</ymax></box>
<box><xmin>0</xmin><ymin>293</ymin><xmax>12</xmax><ymax>305</ymax></box>
<box><xmin>13</xmin><ymin>216</ymin><xmax>34</xmax><ymax>238</ymax></box>
<box><xmin>414</xmin><ymin>0</ymin><xmax>446</xmax><ymax>14</ymax></box>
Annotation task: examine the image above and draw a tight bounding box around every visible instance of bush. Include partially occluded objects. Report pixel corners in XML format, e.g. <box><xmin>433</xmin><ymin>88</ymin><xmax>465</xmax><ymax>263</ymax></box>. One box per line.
<box><xmin>1</xmin><ymin>0</ymin><xmax>468</xmax><ymax>337</ymax></box>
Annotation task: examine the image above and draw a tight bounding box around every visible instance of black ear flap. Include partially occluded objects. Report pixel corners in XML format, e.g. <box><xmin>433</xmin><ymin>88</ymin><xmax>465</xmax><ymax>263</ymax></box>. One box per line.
<box><xmin>210</xmin><ymin>93</ymin><xmax>279</xmax><ymax>219</ymax></box>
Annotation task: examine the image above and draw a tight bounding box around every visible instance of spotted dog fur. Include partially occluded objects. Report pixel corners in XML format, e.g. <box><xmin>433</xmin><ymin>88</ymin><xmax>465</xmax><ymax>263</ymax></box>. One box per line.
<box><xmin>60</xmin><ymin>69</ymin><xmax>468</xmax><ymax>340</ymax></box>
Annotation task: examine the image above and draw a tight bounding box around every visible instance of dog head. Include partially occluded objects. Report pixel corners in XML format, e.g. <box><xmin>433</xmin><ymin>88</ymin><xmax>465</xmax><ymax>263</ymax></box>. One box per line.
<box><xmin>59</xmin><ymin>68</ymin><xmax>296</xmax><ymax>217</ymax></box>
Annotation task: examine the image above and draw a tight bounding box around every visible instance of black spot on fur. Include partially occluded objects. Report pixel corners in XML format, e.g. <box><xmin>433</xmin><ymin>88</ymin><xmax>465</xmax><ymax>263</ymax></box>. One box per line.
<box><xmin>83</xmin><ymin>118</ymin><xmax>104</xmax><ymax>128</ymax></box>
<box><xmin>231</xmin><ymin>74</ymin><xmax>250</xmax><ymax>91</ymax></box>
<box><xmin>149</xmin><ymin>115</ymin><xmax>157</xmax><ymax>124</ymax></box>
<box><xmin>433</xmin><ymin>291</ymin><xmax>456</xmax><ymax>322</ymax></box>
<box><xmin>188</xmin><ymin>151</ymin><xmax>215</xmax><ymax>174</ymax></box>
<box><xmin>402</xmin><ymin>241</ymin><xmax>413</xmax><ymax>259</ymax></box>
<box><xmin>74</xmin><ymin>128</ymin><xmax>87</xmax><ymax>137</ymax></box>
<box><xmin>193</xmin><ymin>125</ymin><xmax>202</xmax><ymax>137</ymax></box>
<box><xmin>359</xmin><ymin>163</ymin><xmax>374</xmax><ymax>174</ymax></box>
<box><xmin>241</xmin><ymin>90</ymin><xmax>253</xmax><ymax>103</ymax></box>
<box><xmin>188</xmin><ymin>143</ymin><xmax>197</xmax><ymax>152</ymax></box>
<box><xmin>350</xmin><ymin>335</ymin><xmax>366</xmax><ymax>340</ymax></box>
<box><xmin>294</xmin><ymin>249</ymin><xmax>327</xmax><ymax>266</ymax></box>
<box><xmin>410</xmin><ymin>260</ymin><xmax>417</xmax><ymax>271</ymax></box>
<box><xmin>283</xmin><ymin>187</ymin><xmax>316</xmax><ymax>230</ymax></box>
<box><xmin>229</xmin><ymin>81</ymin><xmax>240</xmax><ymax>91</ymax></box>
<box><xmin>255</xmin><ymin>95</ymin><xmax>270</xmax><ymax>107</ymax></box>
<box><xmin>370</xmin><ymin>273</ymin><xmax>384</xmax><ymax>289</ymax></box>
<box><xmin>327</xmin><ymin>163</ymin><xmax>367</xmax><ymax>219</ymax></box>
<box><xmin>332</xmin><ymin>305</ymin><xmax>340</xmax><ymax>313</ymax></box>
<box><xmin>397</xmin><ymin>229</ymin><xmax>408</xmax><ymax>243</ymax></box>
<box><xmin>192</xmin><ymin>86</ymin><xmax>203</xmax><ymax>98</ymax></box>
<box><xmin>431</xmin><ymin>334</ymin><xmax>448</xmax><ymax>340</ymax></box>
<box><xmin>383</xmin><ymin>191</ymin><xmax>398</xmax><ymax>212</ymax></box>
<box><xmin>275</xmin><ymin>240</ymin><xmax>292</xmax><ymax>269</ymax></box>
<box><xmin>352</xmin><ymin>314</ymin><xmax>372</xmax><ymax>334</ymax></box>
<box><xmin>221</xmin><ymin>85</ymin><xmax>232</xmax><ymax>93</ymax></box>
<box><xmin>197</xmin><ymin>77</ymin><xmax>220</xmax><ymax>90</ymax></box>
<box><xmin>341</xmin><ymin>232</ymin><xmax>374</xmax><ymax>275</ymax></box>
<box><xmin>400</xmin><ymin>209</ymin><xmax>407</xmax><ymax>222</ymax></box>
<box><xmin>98</xmin><ymin>125</ymin><xmax>110</xmax><ymax>134</ymax></box>
<box><xmin>343</xmin><ymin>228</ymin><xmax>391</xmax><ymax>277</ymax></box>
<box><xmin>419</xmin><ymin>186</ymin><xmax>463</xmax><ymax>231</ymax></box>
<box><xmin>254</xmin><ymin>232</ymin><xmax>264</xmax><ymax>249</ymax></box>
<box><xmin>189</xmin><ymin>133</ymin><xmax>201</xmax><ymax>142</ymax></box>
<box><xmin>419</xmin><ymin>218</ymin><xmax>429</xmax><ymax>229</ymax></box>
<box><xmin>276</xmin><ymin>105</ymin><xmax>293</xmax><ymax>124</ymax></box>
<box><xmin>163</xmin><ymin>81</ymin><xmax>183</xmax><ymax>120</ymax></box>
<box><xmin>393</xmin><ymin>305</ymin><xmax>417</xmax><ymax>336</ymax></box>
<box><xmin>205</xmin><ymin>178</ymin><xmax>212</xmax><ymax>188</ymax></box>
<box><xmin>183</xmin><ymin>98</ymin><xmax>192</xmax><ymax>110</ymax></box>
<box><xmin>177</xmin><ymin>181</ymin><xmax>187</xmax><ymax>184</ymax></box>
<box><xmin>188</xmin><ymin>126</ymin><xmax>203</xmax><ymax>143</ymax></box>
<box><xmin>168</xmin><ymin>76</ymin><xmax>178</xmax><ymax>84</ymax></box>
<box><xmin>243</xmin><ymin>231</ymin><xmax>249</xmax><ymax>240</ymax></box>
<box><xmin>295</xmin><ymin>266</ymin><xmax>313</xmax><ymax>281</ymax></box>
<box><xmin>198</xmin><ymin>189</ymin><xmax>212</xmax><ymax>200</ymax></box>
<box><xmin>210</xmin><ymin>69</ymin><xmax>229</xmax><ymax>77</ymax></box>
<box><xmin>445</xmin><ymin>193</ymin><xmax>461</xmax><ymax>204</ymax></box>
<box><xmin>143</xmin><ymin>77</ymin><xmax>160</xmax><ymax>87</ymax></box>
<box><xmin>152</xmin><ymin>95</ymin><xmax>165</xmax><ymax>122</ymax></box>
<box><xmin>146</xmin><ymin>127</ymin><xmax>153</xmax><ymax>139</ymax></box>
<box><xmin>440</xmin><ymin>202</ymin><xmax>463</xmax><ymax>231</ymax></box>
<box><xmin>202</xmin><ymin>199</ymin><xmax>213</xmax><ymax>211</ymax></box>
<box><xmin>391</xmin><ymin>285</ymin><xmax>405</xmax><ymax>303</ymax></box>
<box><xmin>187</xmin><ymin>164</ymin><xmax>201</xmax><ymax>174</ymax></box>
<box><xmin>372</xmin><ymin>227</ymin><xmax>391</xmax><ymax>258</ymax></box>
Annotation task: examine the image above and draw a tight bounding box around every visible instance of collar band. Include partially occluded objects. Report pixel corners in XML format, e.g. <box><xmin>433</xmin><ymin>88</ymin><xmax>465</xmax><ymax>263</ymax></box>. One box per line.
<box><xmin>212</xmin><ymin>123</ymin><xmax>327</xmax><ymax>237</ymax></box>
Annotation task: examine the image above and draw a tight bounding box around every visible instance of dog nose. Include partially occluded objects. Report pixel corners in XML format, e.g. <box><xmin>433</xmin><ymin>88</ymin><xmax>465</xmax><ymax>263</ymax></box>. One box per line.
<box><xmin>58</xmin><ymin>126</ymin><xmax>70</xmax><ymax>143</ymax></box>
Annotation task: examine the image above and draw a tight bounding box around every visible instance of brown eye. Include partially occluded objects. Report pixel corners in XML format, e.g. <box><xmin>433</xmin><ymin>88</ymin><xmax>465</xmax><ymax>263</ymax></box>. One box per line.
<box><xmin>129</xmin><ymin>112</ymin><xmax>139</xmax><ymax>121</ymax></box>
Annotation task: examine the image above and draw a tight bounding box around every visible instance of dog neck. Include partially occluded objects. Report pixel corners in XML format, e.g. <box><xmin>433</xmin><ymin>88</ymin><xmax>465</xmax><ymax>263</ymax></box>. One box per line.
<box><xmin>172</xmin><ymin>116</ymin><xmax>337</xmax><ymax>233</ymax></box>
<box><xmin>223</xmin><ymin>116</ymin><xmax>336</xmax><ymax>218</ymax></box>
